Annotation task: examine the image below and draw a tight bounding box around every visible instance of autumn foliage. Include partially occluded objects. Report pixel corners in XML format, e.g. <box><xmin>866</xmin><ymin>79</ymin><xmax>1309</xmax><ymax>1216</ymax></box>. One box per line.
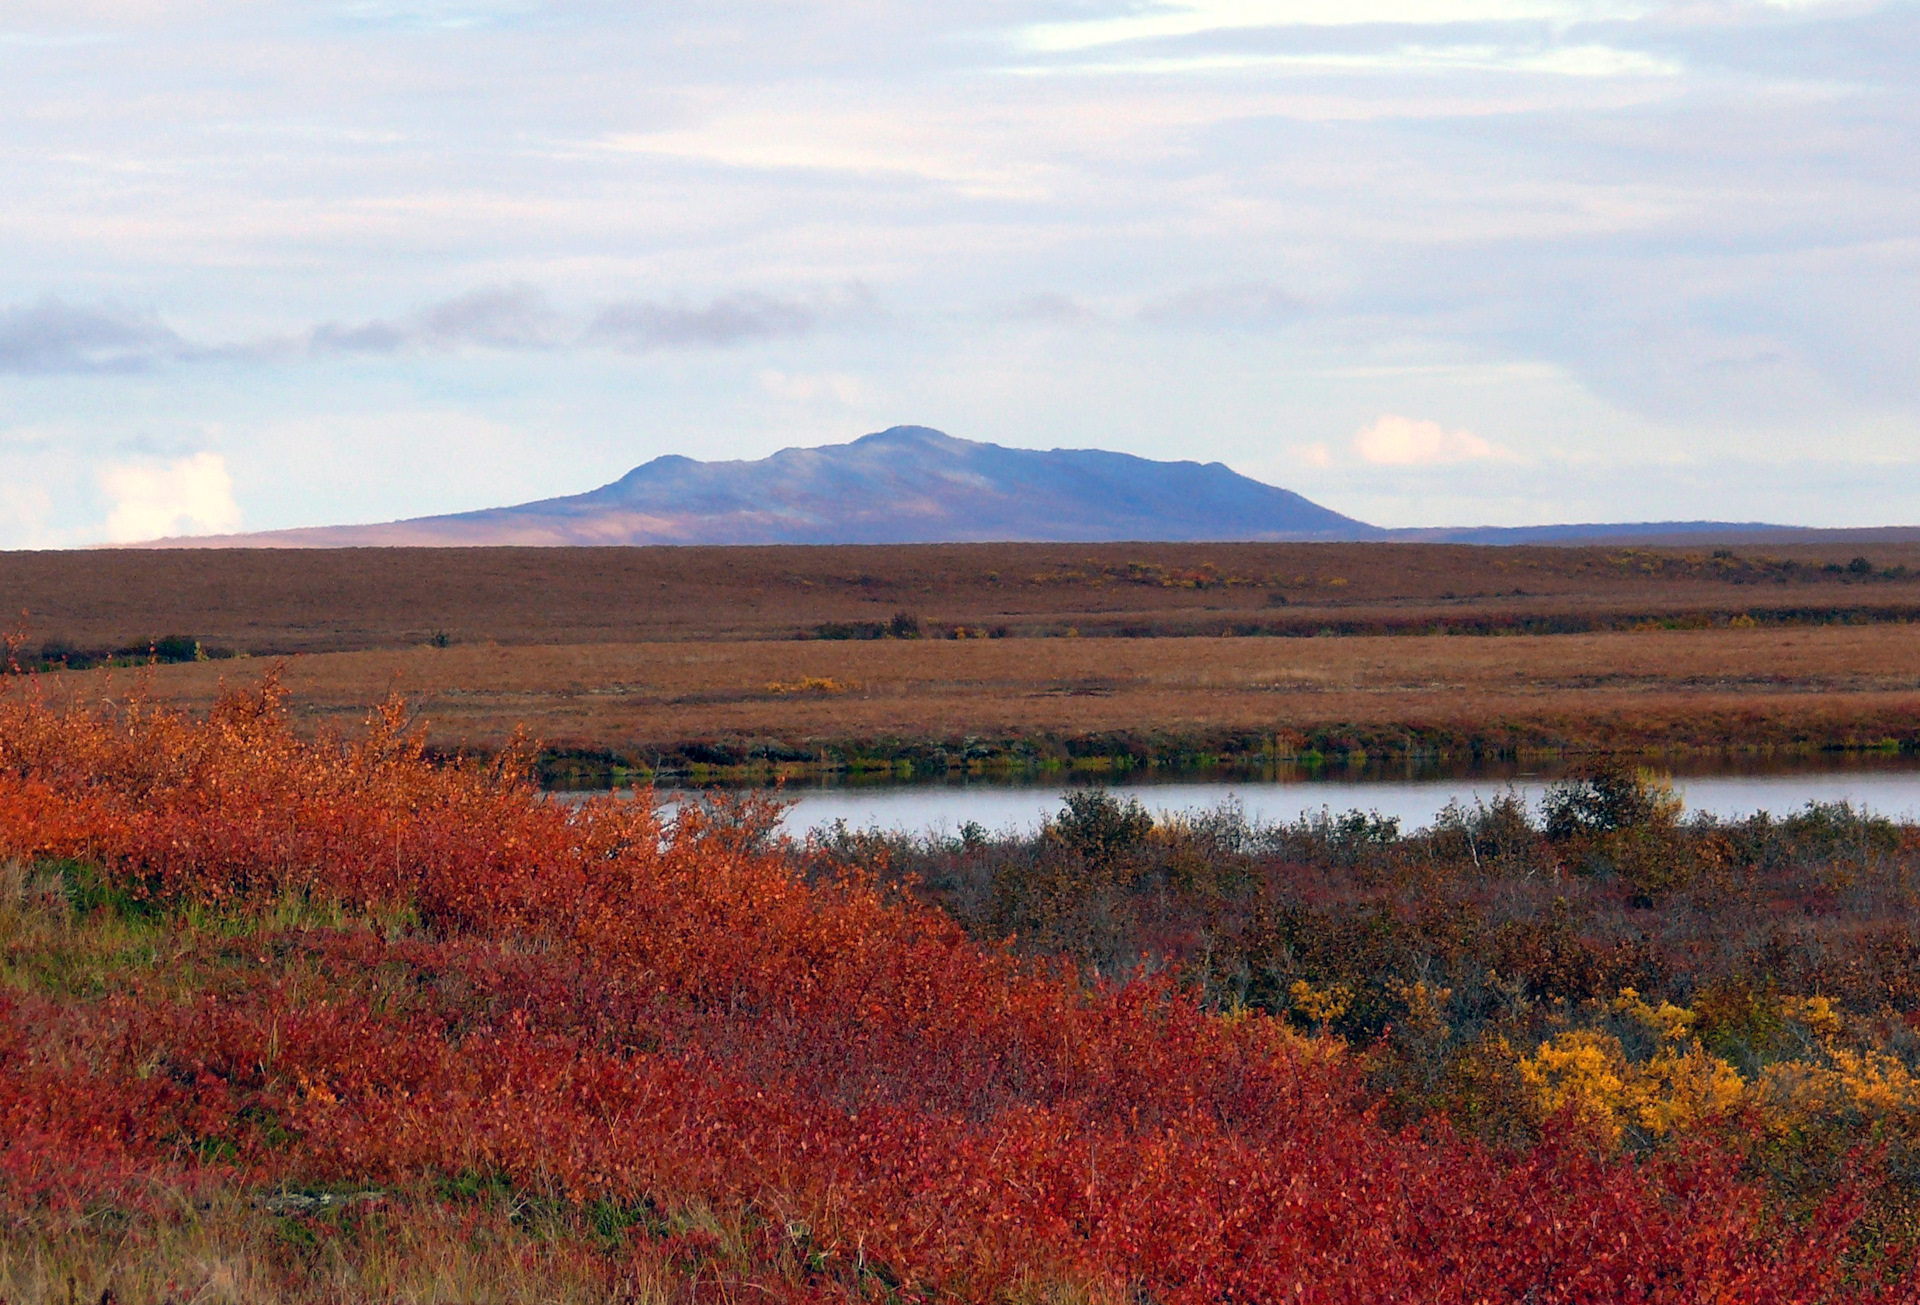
<box><xmin>1</xmin><ymin>676</ymin><xmax>1915</xmax><ymax>1301</ymax></box>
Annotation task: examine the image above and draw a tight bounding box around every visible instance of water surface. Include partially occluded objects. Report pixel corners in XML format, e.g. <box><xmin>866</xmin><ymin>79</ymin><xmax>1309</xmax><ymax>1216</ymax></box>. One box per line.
<box><xmin>645</xmin><ymin>753</ymin><xmax>1920</xmax><ymax>838</ymax></box>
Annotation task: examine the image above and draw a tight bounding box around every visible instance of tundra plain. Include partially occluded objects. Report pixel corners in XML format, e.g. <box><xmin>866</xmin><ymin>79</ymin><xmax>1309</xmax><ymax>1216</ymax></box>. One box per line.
<box><xmin>8</xmin><ymin>543</ymin><xmax>1920</xmax><ymax>774</ymax></box>
<box><xmin>7</xmin><ymin>540</ymin><xmax>1920</xmax><ymax>653</ymax></box>
<box><xmin>11</xmin><ymin>544</ymin><xmax>1920</xmax><ymax>1298</ymax></box>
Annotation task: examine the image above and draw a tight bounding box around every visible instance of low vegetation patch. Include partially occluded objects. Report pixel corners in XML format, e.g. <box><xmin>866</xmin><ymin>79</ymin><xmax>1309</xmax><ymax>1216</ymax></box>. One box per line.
<box><xmin>1</xmin><ymin>680</ymin><xmax>1916</xmax><ymax>1300</ymax></box>
<box><xmin>4</xmin><ymin>633</ymin><xmax>231</xmax><ymax>673</ymax></box>
<box><xmin>814</xmin><ymin>770</ymin><xmax>1920</xmax><ymax>1273</ymax></box>
<box><xmin>764</xmin><ymin>676</ymin><xmax>855</xmax><ymax>695</ymax></box>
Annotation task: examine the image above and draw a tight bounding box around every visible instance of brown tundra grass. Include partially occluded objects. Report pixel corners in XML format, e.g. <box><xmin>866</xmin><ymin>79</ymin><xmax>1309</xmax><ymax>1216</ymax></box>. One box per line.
<box><xmin>41</xmin><ymin>622</ymin><xmax>1920</xmax><ymax>759</ymax></box>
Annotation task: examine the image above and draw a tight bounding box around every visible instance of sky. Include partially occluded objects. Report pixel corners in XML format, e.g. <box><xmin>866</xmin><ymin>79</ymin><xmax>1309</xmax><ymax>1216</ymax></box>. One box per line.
<box><xmin>2</xmin><ymin>0</ymin><xmax>1917</xmax><ymax>546</ymax></box>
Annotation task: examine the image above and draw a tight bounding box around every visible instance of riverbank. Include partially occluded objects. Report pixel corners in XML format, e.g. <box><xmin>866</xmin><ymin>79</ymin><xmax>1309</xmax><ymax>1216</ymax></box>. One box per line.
<box><xmin>535</xmin><ymin>731</ymin><xmax>1920</xmax><ymax>787</ymax></box>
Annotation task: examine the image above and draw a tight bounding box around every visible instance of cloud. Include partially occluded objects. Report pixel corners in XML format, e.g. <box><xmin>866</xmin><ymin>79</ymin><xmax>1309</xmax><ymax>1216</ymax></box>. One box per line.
<box><xmin>1</xmin><ymin>0</ymin><xmax>251</xmax><ymax>26</ymax></box>
<box><xmin>0</xmin><ymin>298</ymin><xmax>187</xmax><ymax>374</ymax></box>
<box><xmin>1014</xmin><ymin>0</ymin><xmax>1626</xmax><ymax>53</ymax></box>
<box><xmin>310</xmin><ymin>286</ymin><xmax>844</xmax><ymax>356</ymax></box>
<box><xmin>417</xmin><ymin>285</ymin><xmax>563</xmax><ymax>349</ymax></box>
<box><xmin>312</xmin><ymin>284</ymin><xmax>562</xmax><ymax>354</ymax></box>
<box><xmin>588</xmin><ymin>293</ymin><xmax>818</xmax><ymax>351</ymax></box>
<box><xmin>1024</xmin><ymin>43</ymin><xmax>1684</xmax><ymax>80</ymax></box>
<box><xmin>98</xmin><ymin>451</ymin><xmax>241</xmax><ymax>542</ymax></box>
<box><xmin>6</xmin><ymin>284</ymin><xmax>854</xmax><ymax>373</ymax></box>
<box><xmin>1353</xmin><ymin>415</ymin><xmax>1499</xmax><ymax>465</ymax></box>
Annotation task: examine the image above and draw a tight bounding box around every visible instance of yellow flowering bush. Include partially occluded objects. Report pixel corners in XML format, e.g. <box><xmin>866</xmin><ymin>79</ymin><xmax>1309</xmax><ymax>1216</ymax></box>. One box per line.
<box><xmin>1520</xmin><ymin>990</ymin><xmax>1744</xmax><ymax>1145</ymax></box>
<box><xmin>1523</xmin><ymin>988</ymin><xmax>1920</xmax><ymax>1147</ymax></box>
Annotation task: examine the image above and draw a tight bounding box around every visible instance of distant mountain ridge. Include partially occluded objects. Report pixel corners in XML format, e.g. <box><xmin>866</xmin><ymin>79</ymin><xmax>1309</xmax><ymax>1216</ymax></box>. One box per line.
<box><xmin>133</xmin><ymin>425</ymin><xmax>1870</xmax><ymax>549</ymax></box>
<box><xmin>153</xmin><ymin>426</ymin><xmax>1376</xmax><ymax>547</ymax></box>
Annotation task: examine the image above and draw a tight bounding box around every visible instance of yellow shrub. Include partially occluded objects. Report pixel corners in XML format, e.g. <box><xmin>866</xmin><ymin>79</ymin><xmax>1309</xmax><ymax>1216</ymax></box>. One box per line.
<box><xmin>1632</xmin><ymin>1046</ymin><xmax>1745</xmax><ymax>1137</ymax></box>
<box><xmin>1525</xmin><ymin>989</ymin><xmax>1920</xmax><ymax>1144</ymax></box>
<box><xmin>1780</xmin><ymin>993</ymin><xmax>1843</xmax><ymax>1041</ymax></box>
<box><xmin>1391</xmin><ymin>980</ymin><xmax>1452</xmax><ymax>1039</ymax></box>
<box><xmin>1289</xmin><ymin>980</ymin><xmax>1353</xmax><ymax>1030</ymax></box>
<box><xmin>1521</xmin><ymin>1030</ymin><xmax>1632</xmax><ymax>1140</ymax></box>
<box><xmin>1613</xmin><ymin>987</ymin><xmax>1694</xmax><ymax>1043</ymax></box>
<box><xmin>1521</xmin><ymin>1001</ymin><xmax>1745</xmax><ymax>1145</ymax></box>
<box><xmin>1630</xmin><ymin>772</ymin><xmax>1684</xmax><ymax>827</ymax></box>
<box><xmin>1756</xmin><ymin>1047</ymin><xmax>1920</xmax><ymax>1126</ymax></box>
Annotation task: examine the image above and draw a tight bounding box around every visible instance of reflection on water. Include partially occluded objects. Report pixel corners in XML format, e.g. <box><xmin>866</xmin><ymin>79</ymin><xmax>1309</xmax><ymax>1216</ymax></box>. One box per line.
<box><xmin>645</xmin><ymin>753</ymin><xmax>1920</xmax><ymax>839</ymax></box>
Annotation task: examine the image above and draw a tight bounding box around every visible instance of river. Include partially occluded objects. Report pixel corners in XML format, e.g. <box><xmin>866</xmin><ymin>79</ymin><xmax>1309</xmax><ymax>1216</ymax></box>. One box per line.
<box><xmin>628</xmin><ymin>753</ymin><xmax>1920</xmax><ymax>839</ymax></box>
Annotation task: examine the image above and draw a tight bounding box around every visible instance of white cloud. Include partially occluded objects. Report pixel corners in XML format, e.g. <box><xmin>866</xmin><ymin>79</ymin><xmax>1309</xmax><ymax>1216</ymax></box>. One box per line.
<box><xmin>1021</xmin><ymin>43</ymin><xmax>1683</xmax><ymax>79</ymax></box>
<box><xmin>596</xmin><ymin>109</ymin><xmax>1051</xmax><ymax>199</ymax></box>
<box><xmin>98</xmin><ymin>451</ymin><xmax>241</xmax><ymax>542</ymax></box>
<box><xmin>1353</xmin><ymin>414</ymin><xmax>1499</xmax><ymax>464</ymax></box>
<box><xmin>1015</xmin><ymin>0</ymin><xmax>1653</xmax><ymax>53</ymax></box>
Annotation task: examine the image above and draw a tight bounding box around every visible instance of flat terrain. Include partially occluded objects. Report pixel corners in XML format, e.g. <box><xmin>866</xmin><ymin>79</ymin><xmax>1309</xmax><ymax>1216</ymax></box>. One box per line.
<box><xmin>11</xmin><ymin>543</ymin><xmax>1920</xmax><ymax>773</ymax></box>
<box><xmin>44</xmin><ymin>623</ymin><xmax>1920</xmax><ymax>772</ymax></box>
<box><xmin>7</xmin><ymin>540</ymin><xmax>1920</xmax><ymax>655</ymax></box>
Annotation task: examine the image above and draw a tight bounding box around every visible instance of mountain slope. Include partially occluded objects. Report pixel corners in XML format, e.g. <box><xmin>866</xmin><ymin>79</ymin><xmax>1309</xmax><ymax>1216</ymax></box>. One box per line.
<box><xmin>130</xmin><ymin>424</ymin><xmax>1847</xmax><ymax>550</ymax></box>
<box><xmin>160</xmin><ymin>426</ymin><xmax>1379</xmax><ymax>546</ymax></box>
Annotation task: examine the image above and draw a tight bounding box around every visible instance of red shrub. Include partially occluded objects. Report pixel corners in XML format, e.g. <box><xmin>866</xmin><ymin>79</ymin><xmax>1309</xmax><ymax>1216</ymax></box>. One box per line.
<box><xmin>0</xmin><ymin>676</ymin><xmax>1910</xmax><ymax>1301</ymax></box>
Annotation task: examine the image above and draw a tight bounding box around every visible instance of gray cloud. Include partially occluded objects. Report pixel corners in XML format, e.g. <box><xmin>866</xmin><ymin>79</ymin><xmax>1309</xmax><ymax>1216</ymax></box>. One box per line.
<box><xmin>309</xmin><ymin>319</ymin><xmax>408</xmax><ymax>353</ymax></box>
<box><xmin>313</xmin><ymin>284</ymin><xmax>563</xmax><ymax>354</ymax></box>
<box><xmin>1</xmin><ymin>283</ymin><xmax>842</xmax><ymax>374</ymax></box>
<box><xmin>0</xmin><ymin>298</ymin><xmax>189</xmax><ymax>375</ymax></box>
<box><xmin>2</xmin><ymin>284</ymin><xmax>852</xmax><ymax>370</ymax></box>
<box><xmin>308</xmin><ymin>285</ymin><xmax>857</xmax><ymax>356</ymax></box>
<box><xmin>587</xmin><ymin>293</ymin><xmax>818</xmax><ymax>351</ymax></box>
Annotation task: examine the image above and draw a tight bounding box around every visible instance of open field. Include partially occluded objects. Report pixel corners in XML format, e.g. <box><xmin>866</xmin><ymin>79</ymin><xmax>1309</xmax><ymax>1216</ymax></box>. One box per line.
<box><xmin>3</xmin><ymin>683</ymin><xmax>1916</xmax><ymax>1301</ymax></box>
<box><xmin>43</xmin><ymin>622</ymin><xmax>1920</xmax><ymax>776</ymax></box>
<box><xmin>9</xmin><ymin>540</ymin><xmax>1920</xmax><ymax>656</ymax></box>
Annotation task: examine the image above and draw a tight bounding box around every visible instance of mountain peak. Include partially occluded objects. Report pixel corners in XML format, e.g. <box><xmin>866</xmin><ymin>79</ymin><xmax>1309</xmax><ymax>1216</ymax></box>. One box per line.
<box><xmin>548</xmin><ymin>426</ymin><xmax>1372</xmax><ymax>543</ymax></box>
<box><xmin>851</xmin><ymin>424</ymin><xmax>963</xmax><ymax>447</ymax></box>
<box><xmin>117</xmin><ymin>425</ymin><xmax>1829</xmax><ymax>549</ymax></box>
<box><xmin>165</xmin><ymin>427</ymin><xmax>1376</xmax><ymax>547</ymax></box>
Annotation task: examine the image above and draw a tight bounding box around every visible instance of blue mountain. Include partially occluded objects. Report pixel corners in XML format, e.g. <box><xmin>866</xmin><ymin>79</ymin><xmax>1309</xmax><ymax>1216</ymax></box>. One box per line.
<box><xmin>207</xmin><ymin>426</ymin><xmax>1378</xmax><ymax>545</ymax></box>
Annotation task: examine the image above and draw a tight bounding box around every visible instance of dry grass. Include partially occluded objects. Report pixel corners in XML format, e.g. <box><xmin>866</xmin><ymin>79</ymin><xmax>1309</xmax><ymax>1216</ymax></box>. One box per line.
<box><xmin>41</xmin><ymin>623</ymin><xmax>1920</xmax><ymax>760</ymax></box>
<box><xmin>8</xmin><ymin>541</ymin><xmax>1920</xmax><ymax>656</ymax></box>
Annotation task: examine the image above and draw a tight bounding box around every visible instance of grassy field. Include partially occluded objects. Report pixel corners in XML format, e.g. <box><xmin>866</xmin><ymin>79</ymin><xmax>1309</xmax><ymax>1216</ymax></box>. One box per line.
<box><xmin>8</xmin><ymin>541</ymin><xmax>1920</xmax><ymax>657</ymax></box>
<box><xmin>33</xmin><ymin>622</ymin><xmax>1920</xmax><ymax>778</ymax></box>
<box><xmin>9</xmin><ymin>542</ymin><xmax>1920</xmax><ymax>777</ymax></box>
